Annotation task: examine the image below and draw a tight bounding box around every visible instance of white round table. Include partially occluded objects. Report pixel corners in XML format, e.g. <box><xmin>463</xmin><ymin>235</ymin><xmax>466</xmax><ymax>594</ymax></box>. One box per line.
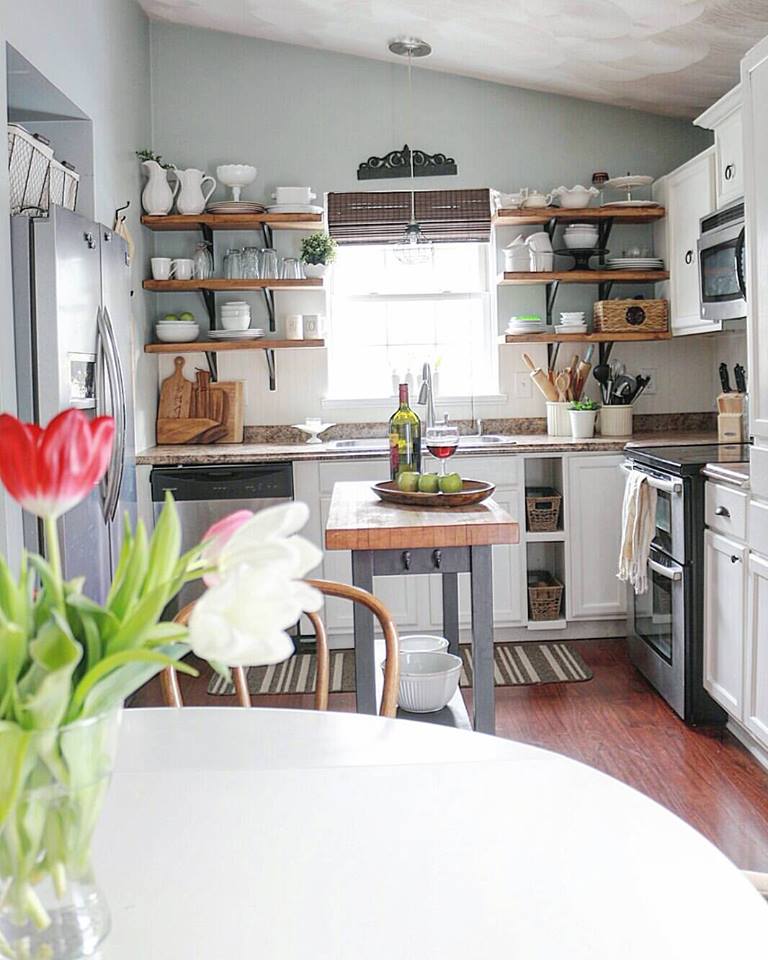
<box><xmin>96</xmin><ymin>708</ymin><xmax>768</xmax><ymax>958</ymax></box>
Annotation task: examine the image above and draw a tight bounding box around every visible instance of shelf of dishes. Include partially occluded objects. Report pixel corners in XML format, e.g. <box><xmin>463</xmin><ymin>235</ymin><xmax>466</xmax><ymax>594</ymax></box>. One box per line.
<box><xmin>500</xmin><ymin>331</ymin><xmax>671</xmax><ymax>343</ymax></box>
<box><xmin>141</xmin><ymin>213</ymin><xmax>324</xmax><ymax>232</ymax></box>
<box><xmin>144</xmin><ymin>339</ymin><xmax>325</xmax><ymax>353</ymax></box>
<box><xmin>493</xmin><ymin>207</ymin><xmax>665</xmax><ymax>226</ymax></box>
<box><xmin>143</xmin><ymin>279</ymin><xmax>324</xmax><ymax>291</ymax></box>
<box><xmin>497</xmin><ymin>270</ymin><xmax>668</xmax><ymax>284</ymax></box>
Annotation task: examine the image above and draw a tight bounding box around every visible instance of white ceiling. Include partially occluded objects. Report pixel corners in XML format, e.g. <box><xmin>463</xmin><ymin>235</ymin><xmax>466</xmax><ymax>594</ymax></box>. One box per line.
<box><xmin>138</xmin><ymin>0</ymin><xmax>768</xmax><ymax>117</ymax></box>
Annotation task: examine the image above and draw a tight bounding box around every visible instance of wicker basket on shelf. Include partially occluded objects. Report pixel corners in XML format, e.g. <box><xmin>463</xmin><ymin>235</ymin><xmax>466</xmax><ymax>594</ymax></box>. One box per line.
<box><xmin>593</xmin><ymin>298</ymin><xmax>668</xmax><ymax>334</ymax></box>
<box><xmin>525</xmin><ymin>487</ymin><xmax>562</xmax><ymax>532</ymax></box>
<box><xmin>527</xmin><ymin>570</ymin><xmax>564</xmax><ymax>622</ymax></box>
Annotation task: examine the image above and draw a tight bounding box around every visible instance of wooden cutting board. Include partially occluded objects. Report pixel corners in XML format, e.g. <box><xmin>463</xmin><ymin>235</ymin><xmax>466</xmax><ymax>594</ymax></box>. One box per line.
<box><xmin>158</xmin><ymin>356</ymin><xmax>193</xmax><ymax>420</ymax></box>
<box><xmin>156</xmin><ymin>357</ymin><xmax>244</xmax><ymax>444</ymax></box>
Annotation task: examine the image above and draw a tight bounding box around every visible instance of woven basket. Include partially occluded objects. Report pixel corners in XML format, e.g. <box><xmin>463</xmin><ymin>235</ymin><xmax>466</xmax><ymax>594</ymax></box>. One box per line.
<box><xmin>525</xmin><ymin>487</ymin><xmax>562</xmax><ymax>532</ymax></box>
<box><xmin>593</xmin><ymin>299</ymin><xmax>668</xmax><ymax>333</ymax></box>
<box><xmin>527</xmin><ymin>570</ymin><xmax>564</xmax><ymax>621</ymax></box>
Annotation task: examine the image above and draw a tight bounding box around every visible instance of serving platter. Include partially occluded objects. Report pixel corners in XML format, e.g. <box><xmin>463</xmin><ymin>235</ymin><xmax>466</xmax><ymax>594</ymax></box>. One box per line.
<box><xmin>372</xmin><ymin>479</ymin><xmax>495</xmax><ymax>508</ymax></box>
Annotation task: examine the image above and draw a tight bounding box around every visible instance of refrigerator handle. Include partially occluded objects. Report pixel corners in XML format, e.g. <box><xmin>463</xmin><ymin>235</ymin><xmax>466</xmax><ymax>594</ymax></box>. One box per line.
<box><xmin>101</xmin><ymin>305</ymin><xmax>127</xmax><ymax>523</ymax></box>
<box><xmin>94</xmin><ymin>308</ymin><xmax>111</xmax><ymax>523</ymax></box>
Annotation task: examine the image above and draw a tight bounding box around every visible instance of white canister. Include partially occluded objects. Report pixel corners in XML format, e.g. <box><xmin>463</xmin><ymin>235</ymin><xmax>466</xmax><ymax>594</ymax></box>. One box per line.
<box><xmin>569</xmin><ymin>408</ymin><xmax>598</xmax><ymax>439</ymax></box>
<box><xmin>284</xmin><ymin>314</ymin><xmax>303</xmax><ymax>340</ymax></box>
<box><xmin>599</xmin><ymin>405</ymin><xmax>633</xmax><ymax>437</ymax></box>
<box><xmin>302</xmin><ymin>314</ymin><xmax>325</xmax><ymax>338</ymax></box>
<box><xmin>546</xmin><ymin>401</ymin><xmax>571</xmax><ymax>437</ymax></box>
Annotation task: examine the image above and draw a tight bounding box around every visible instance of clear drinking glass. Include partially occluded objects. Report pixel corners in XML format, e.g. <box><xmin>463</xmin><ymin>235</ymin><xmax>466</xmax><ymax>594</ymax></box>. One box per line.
<box><xmin>223</xmin><ymin>248</ymin><xmax>243</xmax><ymax>279</ymax></box>
<box><xmin>259</xmin><ymin>248</ymin><xmax>279</xmax><ymax>279</ymax></box>
<box><xmin>242</xmin><ymin>247</ymin><xmax>261</xmax><ymax>279</ymax></box>
<box><xmin>193</xmin><ymin>241</ymin><xmax>213</xmax><ymax>279</ymax></box>
<box><xmin>280</xmin><ymin>257</ymin><xmax>304</xmax><ymax>281</ymax></box>
<box><xmin>425</xmin><ymin>415</ymin><xmax>460</xmax><ymax>476</ymax></box>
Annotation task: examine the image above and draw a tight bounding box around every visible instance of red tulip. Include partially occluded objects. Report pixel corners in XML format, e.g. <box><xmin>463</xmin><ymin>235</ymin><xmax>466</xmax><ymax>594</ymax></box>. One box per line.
<box><xmin>0</xmin><ymin>409</ymin><xmax>115</xmax><ymax>519</ymax></box>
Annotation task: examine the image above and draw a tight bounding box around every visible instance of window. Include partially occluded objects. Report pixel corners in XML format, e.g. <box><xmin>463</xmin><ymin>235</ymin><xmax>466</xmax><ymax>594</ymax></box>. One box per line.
<box><xmin>327</xmin><ymin>242</ymin><xmax>497</xmax><ymax>400</ymax></box>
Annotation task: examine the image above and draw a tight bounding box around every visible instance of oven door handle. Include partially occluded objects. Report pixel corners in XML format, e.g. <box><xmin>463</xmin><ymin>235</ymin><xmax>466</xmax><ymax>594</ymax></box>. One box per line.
<box><xmin>648</xmin><ymin>558</ymin><xmax>683</xmax><ymax>582</ymax></box>
<box><xmin>620</xmin><ymin>463</ymin><xmax>683</xmax><ymax>495</ymax></box>
<box><xmin>735</xmin><ymin>226</ymin><xmax>746</xmax><ymax>301</ymax></box>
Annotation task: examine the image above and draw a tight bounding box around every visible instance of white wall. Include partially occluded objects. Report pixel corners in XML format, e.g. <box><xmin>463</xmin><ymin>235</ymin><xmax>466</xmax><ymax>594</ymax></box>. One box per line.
<box><xmin>0</xmin><ymin>0</ymin><xmax>153</xmax><ymax>558</ymax></box>
<box><xmin>148</xmin><ymin>22</ymin><xmax>716</xmax><ymax>425</ymax></box>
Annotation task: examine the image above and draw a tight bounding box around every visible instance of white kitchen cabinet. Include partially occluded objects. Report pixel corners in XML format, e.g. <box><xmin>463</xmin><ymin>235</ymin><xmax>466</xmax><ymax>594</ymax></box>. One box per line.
<box><xmin>695</xmin><ymin>86</ymin><xmax>743</xmax><ymax>209</ymax></box>
<box><xmin>653</xmin><ymin>148</ymin><xmax>718</xmax><ymax>336</ymax></box>
<box><xmin>703</xmin><ymin>529</ymin><xmax>746</xmax><ymax>717</ymax></box>
<box><xmin>565</xmin><ymin>454</ymin><xmax>627</xmax><ymax>620</ymax></box>
<box><xmin>743</xmin><ymin>37</ymin><xmax>768</xmax><ymax>442</ymax></box>
<box><xmin>744</xmin><ymin>552</ymin><xmax>768</xmax><ymax>747</ymax></box>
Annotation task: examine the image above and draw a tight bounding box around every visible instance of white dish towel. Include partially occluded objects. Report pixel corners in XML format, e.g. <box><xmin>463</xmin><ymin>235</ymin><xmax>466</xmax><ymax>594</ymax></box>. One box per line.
<box><xmin>617</xmin><ymin>470</ymin><xmax>657</xmax><ymax>594</ymax></box>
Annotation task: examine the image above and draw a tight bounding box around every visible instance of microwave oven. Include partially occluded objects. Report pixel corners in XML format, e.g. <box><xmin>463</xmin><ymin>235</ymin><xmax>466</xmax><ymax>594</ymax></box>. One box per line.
<box><xmin>697</xmin><ymin>200</ymin><xmax>746</xmax><ymax>326</ymax></box>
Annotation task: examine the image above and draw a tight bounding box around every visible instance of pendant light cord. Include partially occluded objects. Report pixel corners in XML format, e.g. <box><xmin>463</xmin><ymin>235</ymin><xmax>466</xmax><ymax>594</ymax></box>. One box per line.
<box><xmin>407</xmin><ymin>50</ymin><xmax>416</xmax><ymax>223</ymax></box>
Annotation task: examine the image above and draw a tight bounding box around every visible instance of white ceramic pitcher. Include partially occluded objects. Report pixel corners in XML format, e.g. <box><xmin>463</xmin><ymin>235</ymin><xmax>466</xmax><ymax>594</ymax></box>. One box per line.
<box><xmin>141</xmin><ymin>160</ymin><xmax>179</xmax><ymax>216</ymax></box>
<box><xmin>175</xmin><ymin>168</ymin><xmax>217</xmax><ymax>216</ymax></box>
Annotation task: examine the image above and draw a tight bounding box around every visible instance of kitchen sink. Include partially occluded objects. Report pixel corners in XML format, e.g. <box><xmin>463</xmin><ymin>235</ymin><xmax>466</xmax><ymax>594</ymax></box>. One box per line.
<box><xmin>327</xmin><ymin>435</ymin><xmax>515</xmax><ymax>450</ymax></box>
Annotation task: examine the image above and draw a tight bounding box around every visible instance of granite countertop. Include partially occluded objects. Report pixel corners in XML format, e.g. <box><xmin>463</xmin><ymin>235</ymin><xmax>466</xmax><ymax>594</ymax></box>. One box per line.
<box><xmin>137</xmin><ymin>431</ymin><xmax>720</xmax><ymax>466</ymax></box>
<box><xmin>702</xmin><ymin>461</ymin><xmax>751</xmax><ymax>488</ymax></box>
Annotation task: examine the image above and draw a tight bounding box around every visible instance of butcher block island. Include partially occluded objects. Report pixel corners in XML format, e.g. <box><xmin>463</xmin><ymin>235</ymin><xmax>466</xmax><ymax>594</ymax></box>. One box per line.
<box><xmin>325</xmin><ymin>481</ymin><xmax>520</xmax><ymax>734</ymax></box>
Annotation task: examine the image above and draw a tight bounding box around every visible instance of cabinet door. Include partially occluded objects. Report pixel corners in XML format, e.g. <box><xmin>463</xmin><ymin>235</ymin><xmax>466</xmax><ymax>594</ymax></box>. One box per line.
<box><xmin>566</xmin><ymin>454</ymin><xmax>627</xmax><ymax>619</ymax></box>
<box><xmin>716</xmin><ymin>109</ymin><xmax>744</xmax><ymax>207</ymax></box>
<box><xmin>666</xmin><ymin>150</ymin><xmax>718</xmax><ymax>336</ymax></box>
<box><xmin>743</xmin><ymin>40</ymin><xmax>768</xmax><ymax>440</ymax></box>
<box><xmin>745</xmin><ymin>552</ymin><xmax>768</xmax><ymax>747</ymax></box>
<box><xmin>703</xmin><ymin>530</ymin><xmax>746</xmax><ymax>717</ymax></box>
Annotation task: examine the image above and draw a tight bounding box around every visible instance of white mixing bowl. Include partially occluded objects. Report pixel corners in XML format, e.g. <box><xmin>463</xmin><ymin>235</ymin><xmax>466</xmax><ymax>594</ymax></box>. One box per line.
<box><xmin>398</xmin><ymin>635</ymin><xmax>450</xmax><ymax>654</ymax></box>
<box><xmin>391</xmin><ymin>651</ymin><xmax>463</xmax><ymax>713</ymax></box>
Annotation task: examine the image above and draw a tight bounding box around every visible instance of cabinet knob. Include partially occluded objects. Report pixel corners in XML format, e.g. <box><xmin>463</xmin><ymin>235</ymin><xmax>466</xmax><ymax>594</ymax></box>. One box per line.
<box><xmin>725</xmin><ymin>163</ymin><xmax>735</xmax><ymax>181</ymax></box>
<box><xmin>714</xmin><ymin>506</ymin><xmax>731</xmax><ymax>517</ymax></box>
<box><xmin>731</xmin><ymin>555</ymin><xmax>741</xmax><ymax>564</ymax></box>
<box><xmin>83</xmin><ymin>232</ymin><xmax>96</xmax><ymax>249</ymax></box>
<box><xmin>402</xmin><ymin>550</ymin><xmax>411</xmax><ymax>571</ymax></box>
<box><xmin>433</xmin><ymin>550</ymin><xmax>442</xmax><ymax>570</ymax></box>
<box><xmin>685</xmin><ymin>250</ymin><xmax>694</xmax><ymax>265</ymax></box>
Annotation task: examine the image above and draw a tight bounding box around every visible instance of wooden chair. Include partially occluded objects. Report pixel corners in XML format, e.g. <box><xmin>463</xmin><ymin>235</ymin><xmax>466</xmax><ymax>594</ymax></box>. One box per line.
<box><xmin>161</xmin><ymin>578</ymin><xmax>399</xmax><ymax>717</ymax></box>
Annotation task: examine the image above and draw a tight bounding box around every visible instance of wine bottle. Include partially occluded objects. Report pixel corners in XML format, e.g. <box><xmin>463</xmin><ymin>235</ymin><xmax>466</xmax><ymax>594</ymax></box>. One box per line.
<box><xmin>389</xmin><ymin>383</ymin><xmax>421</xmax><ymax>480</ymax></box>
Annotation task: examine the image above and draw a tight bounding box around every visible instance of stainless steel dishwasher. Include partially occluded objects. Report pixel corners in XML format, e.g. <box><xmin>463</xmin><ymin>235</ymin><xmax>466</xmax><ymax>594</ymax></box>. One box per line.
<box><xmin>150</xmin><ymin>462</ymin><xmax>294</xmax><ymax>608</ymax></box>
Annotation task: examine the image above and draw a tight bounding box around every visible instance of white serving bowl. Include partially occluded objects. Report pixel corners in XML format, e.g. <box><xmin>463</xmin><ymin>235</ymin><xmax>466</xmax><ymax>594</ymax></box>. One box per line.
<box><xmin>220</xmin><ymin>315</ymin><xmax>250</xmax><ymax>331</ymax></box>
<box><xmin>216</xmin><ymin>164</ymin><xmax>257</xmax><ymax>187</ymax></box>
<box><xmin>155</xmin><ymin>323</ymin><xmax>199</xmax><ymax>343</ymax></box>
<box><xmin>564</xmin><ymin>234</ymin><xmax>598</xmax><ymax>250</ymax></box>
<box><xmin>273</xmin><ymin>186</ymin><xmax>316</xmax><ymax>205</ymax></box>
<box><xmin>399</xmin><ymin>635</ymin><xmax>450</xmax><ymax>655</ymax></box>
<box><xmin>392</xmin><ymin>651</ymin><xmax>463</xmax><ymax>713</ymax></box>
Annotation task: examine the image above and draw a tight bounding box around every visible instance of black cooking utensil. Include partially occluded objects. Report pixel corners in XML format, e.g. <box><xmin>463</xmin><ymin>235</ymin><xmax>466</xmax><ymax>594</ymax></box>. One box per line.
<box><xmin>593</xmin><ymin>363</ymin><xmax>610</xmax><ymax>404</ymax></box>
<box><xmin>734</xmin><ymin>364</ymin><xmax>747</xmax><ymax>393</ymax></box>
<box><xmin>628</xmin><ymin>374</ymin><xmax>651</xmax><ymax>403</ymax></box>
<box><xmin>719</xmin><ymin>362</ymin><xmax>732</xmax><ymax>393</ymax></box>
<box><xmin>612</xmin><ymin>374</ymin><xmax>635</xmax><ymax>405</ymax></box>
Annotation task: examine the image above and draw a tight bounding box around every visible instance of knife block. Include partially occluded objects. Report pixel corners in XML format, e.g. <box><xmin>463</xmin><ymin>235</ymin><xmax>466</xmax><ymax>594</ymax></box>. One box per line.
<box><xmin>157</xmin><ymin>357</ymin><xmax>244</xmax><ymax>444</ymax></box>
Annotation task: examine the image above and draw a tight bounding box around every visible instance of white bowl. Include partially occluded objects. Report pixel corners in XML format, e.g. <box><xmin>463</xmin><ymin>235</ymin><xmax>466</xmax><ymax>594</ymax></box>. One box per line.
<box><xmin>220</xmin><ymin>307</ymin><xmax>251</xmax><ymax>315</ymax></box>
<box><xmin>216</xmin><ymin>164</ymin><xmax>257</xmax><ymax>187</ymax></box>
<box><xmin>155</xmin><ymin>324</ymin><xmax>199</xmax><ymax>343</ymax></box>
<box><xmin>399</xmin><ymin>635</ymin><xmax>450</xmax><ymax>654</ymax></box>
<box><xmin>392</xmin><ymin>651</ymin><xmax>463</xmax><ymax>713</ymax></box>
<box><xmin>220</xmin><ymin>315</ymin><xmax>250</xmax><ymax>331</ymax></box>
<box><xmin>564</xmin><ymin>234</ymin><xmax>599</xmax><ymax>250</ymax></box>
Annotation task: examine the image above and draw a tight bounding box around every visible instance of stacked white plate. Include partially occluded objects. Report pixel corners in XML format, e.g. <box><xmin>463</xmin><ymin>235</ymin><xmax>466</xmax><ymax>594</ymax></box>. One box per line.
<box><xmin>206</xmin><ymin>201</ymin><xmax>266</xmax><ymax>213</ymax></box>
<box><xmin>507</xmin><ymin>315</ymin><xmax>546</xmax><ymax>334</ymax></box>
<box><xmin>266</xmin><ymin>203</ymin><xmax>324</xmax><ymax>214</ymax></box>
<box><xmin>554</xmin><ymin>324</ymin><xmax>588</xmax><ymax>334</ymax></box>
<box><xmin>606</xmin><ymin>257</ymin><xmax>664</xmax><ymax>270</ymax></box>
<box><xmin>208</xmin><ymin>329</ymin><xmax>265</xmax><ymax>340</ymax></box>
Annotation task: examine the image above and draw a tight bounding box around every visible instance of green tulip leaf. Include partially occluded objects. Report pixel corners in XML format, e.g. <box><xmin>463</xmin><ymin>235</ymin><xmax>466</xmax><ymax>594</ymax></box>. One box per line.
<box><xmin>0</xmin><ymin>721</ymin><xmax>32</xmax><ymax>825</ymax></box>
<box><xmin>79</xmin><ymin>643</ymin><xmax>190</xmax><ymax>718</ymax></box>
<box><xmin>16</xmin><ymin>616</ymin><xmax>83</xmax><ymax>730</ymax></box>
<box><xmin>107</xmin><ymin>520</ymin><xmax>149</xmax><ymax>621</ymax></box>
<box><xmin>145</xmin><ymin>494</ymin><xmax>181</xmax><ymax>589</ymax></box>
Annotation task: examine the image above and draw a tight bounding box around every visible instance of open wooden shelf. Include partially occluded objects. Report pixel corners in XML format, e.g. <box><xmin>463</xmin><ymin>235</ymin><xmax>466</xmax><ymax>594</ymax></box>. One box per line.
<box><xmin>493</xmin><ymin>206</ymin><xmax>665</xmax><ymax>227</ymax></box>
<box><xmin>143</xmin><ymin>278</ymin><xmax>324</xmax><ymax>292</ymax></box>
<box><xmin>498</xmin><ymin>270</ymin><xmax>668</xmax><ymax>285</ymax></box>
<box><xmin>501</xmin><ymin>330</ymin><xmax>670</xmax><ymax>344</ymax></box>
<box><xmin>144</xmin><ymin>339</ymin><xmax>325</xmax><ymax>353</ymax></box>
<box><xmin>141</xmin><ymin>213</ymin><xmax>323</xmax><ymax>232</ymax></box>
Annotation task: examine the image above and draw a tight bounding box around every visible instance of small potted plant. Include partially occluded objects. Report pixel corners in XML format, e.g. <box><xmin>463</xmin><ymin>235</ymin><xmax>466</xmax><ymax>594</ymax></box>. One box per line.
<box><xmin>300</xmin><ymin>232</ymin><xmax>337</xmax><ymax>279</ymax></box>
<box><xmin>568</xmin><ymin>398</ymin><xmax>600</xmax><ymax>439</ymax></box>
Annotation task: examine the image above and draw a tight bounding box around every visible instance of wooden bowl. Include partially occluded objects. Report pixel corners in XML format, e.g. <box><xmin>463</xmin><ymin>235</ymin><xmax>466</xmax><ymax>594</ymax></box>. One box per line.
<box><xmin>371</xmin><ymin>479</ymin><xmax>496</xmax><ymax>508</ymax></box>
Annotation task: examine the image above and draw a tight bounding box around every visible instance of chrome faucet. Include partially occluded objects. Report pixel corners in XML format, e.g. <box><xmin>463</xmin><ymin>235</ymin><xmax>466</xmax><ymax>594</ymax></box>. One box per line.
<box><xmin>417</xmin><ymin>362</ymin><xmax>437</xmax><ymax>430</ymax></box>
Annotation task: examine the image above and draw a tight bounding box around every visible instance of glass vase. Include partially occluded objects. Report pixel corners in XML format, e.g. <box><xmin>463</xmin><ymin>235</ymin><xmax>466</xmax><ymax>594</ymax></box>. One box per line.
<box><xmin>0</xmin><ymin>709</ymin><xmax>122</xmax><ymax>960</ymax></box>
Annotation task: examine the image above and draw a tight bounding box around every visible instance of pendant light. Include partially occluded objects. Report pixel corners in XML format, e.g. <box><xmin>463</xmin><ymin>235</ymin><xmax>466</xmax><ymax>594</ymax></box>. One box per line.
<box><xmin>389</xmin><ymin>37</ymin><xmax>433</xmax><ymax>265</ymax></box>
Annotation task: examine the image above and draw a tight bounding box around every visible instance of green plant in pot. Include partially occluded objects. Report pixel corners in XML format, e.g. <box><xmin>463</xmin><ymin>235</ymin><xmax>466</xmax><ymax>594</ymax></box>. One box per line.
<box><xmin>300</xmin><ymin>233</ymin><xmax>337</xmax><ymax>279</ymax></box>
<box><xmin>568</xmin><ymin>398</ymin><xmax>600</xmax><ymax>440</ymax></box>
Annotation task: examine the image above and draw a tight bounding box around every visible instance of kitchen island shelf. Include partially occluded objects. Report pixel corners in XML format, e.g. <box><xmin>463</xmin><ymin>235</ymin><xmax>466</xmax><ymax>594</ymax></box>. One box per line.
<box><xmin>141</xmin><ymin>213</ymin><xmax>323</xmax><ymax>232</ymax></box>
<box><xmin>144</xmin><ymin>339</ymin><xmax>325</xmax><ymax>392</ymax></box>
<box><xmin>493</xmin><ymin>207</ymin><xmax>665</xmax><ymax>227</ymax></box>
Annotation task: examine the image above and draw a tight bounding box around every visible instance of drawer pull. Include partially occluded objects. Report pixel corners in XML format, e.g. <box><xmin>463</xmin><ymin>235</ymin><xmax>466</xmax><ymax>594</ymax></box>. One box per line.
<box><xmin>725</xmin><ymin>163</ymin><xmax>735</xmax><ymax>181</ymax></box>
<box><xmin>433</xmin><ymin>550</ymin><xmax>442</xmax><ymax>570</ymax></box>
<box><xmin>685</xmin><ymin>249</ymin><xmax>694</xmax><ymax>265</ymax></box>
<box><xmin>731</xmin><ymin>555</ymin><xmax>741</xmax><ymax>564</ymax></box>
<box><xmin>402</xmin><ymin>550</ymin><xmax>411</xmax><ymax>571</ymax></box>
<box><xmin>715</xmin><ymin>506</ymin><xmax>731</xmax><ymax>518</ymax></box>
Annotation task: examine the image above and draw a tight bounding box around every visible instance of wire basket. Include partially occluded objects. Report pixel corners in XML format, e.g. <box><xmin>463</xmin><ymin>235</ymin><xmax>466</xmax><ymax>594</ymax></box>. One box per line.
<box><xmin>526</xmin><ymin>487</ymin><xmax>562</xmax><ymax>531</ymax></box>
<box><xmin>527</xmin><ymin>570</ymin><xmax>564</xmax><ymax>621</ymax></box>
<box><xmin>593</xmin><ymin>298</ymin><xmax>668</xmax><ymax>333</ymax></box>
<box><xmin>46</xmin><ymin>158</ymin><xmax>79</xmax><ymax>212</ymax></box>
<box><xmin>8</xmin><ymin>124</ymin><xmax>53</xmax><ymax>216</ymax></box>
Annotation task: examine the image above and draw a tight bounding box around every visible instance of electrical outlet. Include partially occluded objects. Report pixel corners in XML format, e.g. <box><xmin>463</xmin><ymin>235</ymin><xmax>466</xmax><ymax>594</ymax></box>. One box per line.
<box><xmin>514</xmin><ymin>372</ymin><xmax>533</xmax><ymax>399</ymax></box>
<box><xmin>638</xmin><ymin>368</ymin><xmax>657</xmax><ymax>396</ymax></box>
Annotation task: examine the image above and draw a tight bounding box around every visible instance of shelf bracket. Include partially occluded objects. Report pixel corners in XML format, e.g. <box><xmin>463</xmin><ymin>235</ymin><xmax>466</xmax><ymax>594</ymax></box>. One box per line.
<box><xmin>204</xmin><ymin>350</ymin><xmax>218</xmax><ymax>380</ymax></box>
<box><xmin>265</xmin><ymin>347</ymin><xmax>276</xmax><ymax>391</ymax></box>
<box><xmin>598</xmin><ymin>280</ymin><xmax>614</xmax><ymax>301</ymax></box>
<box><xmin>547</xmin><ymin>341</ymin><xmax>562</xmax><ymax>370</ymax></box>
<box><xmin>262</xmin><ymin>287</ymin><xmax>276</xmax><ymax>333</ymax></box>
<box><xmin>201</xmin><ymin>223</ymin><xmax>214</xmax><ymax>246</ymax></box>
<box><xmin>597</xmin><ymin>218</ymin><xmax>613</xmax><ymax>264</ymax></box>
<box><xmin>200</xmin><ymin>288</ymin><xmax>216</xmax><ymax>326</ymax></box>
<box><xmin>545</xmin><ymin>280</ymin><xmax>560</xmax><ymax>325</ymax></box>
<box><xmin>545</xmin><ymin>217</ymin><xmax>558</xmax><ymax>242</ymax></box>
<box><xmin>598</xmin><ymin>341</ymin><xmax>614</xmax><ymax>366</ymax></box>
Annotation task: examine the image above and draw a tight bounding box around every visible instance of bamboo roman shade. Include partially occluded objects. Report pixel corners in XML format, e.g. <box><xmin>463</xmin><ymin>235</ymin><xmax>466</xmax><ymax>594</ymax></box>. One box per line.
<box><xmin>327</xmin><ymin>188</ymin><xmax>491</xmax><ymax>244</ymax></box>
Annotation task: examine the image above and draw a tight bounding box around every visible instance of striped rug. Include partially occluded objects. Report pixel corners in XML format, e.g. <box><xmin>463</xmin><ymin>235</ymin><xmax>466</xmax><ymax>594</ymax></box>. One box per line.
<box><xmin>208</xmin><ymin>642</ymin><xmax>592</xmax><ymax>697</ymax></box>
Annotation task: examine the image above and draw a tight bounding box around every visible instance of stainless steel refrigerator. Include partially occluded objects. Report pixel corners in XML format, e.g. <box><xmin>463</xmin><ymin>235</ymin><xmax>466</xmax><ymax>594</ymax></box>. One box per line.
<box><xmin>11</xmin><ymin>205</ymin><xmax>136</xmax><ymax>603</ymax></box>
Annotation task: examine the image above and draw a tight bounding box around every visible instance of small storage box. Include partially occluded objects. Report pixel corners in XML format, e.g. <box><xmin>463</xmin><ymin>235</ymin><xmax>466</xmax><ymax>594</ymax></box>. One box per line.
<box><xmin>525</xmin><ymin>487</ymin><xmax>562</xmax><ymax>532</ymax></box>
<box><xmin>593</xmin><ymin>298</ymin><xmax>668</xmax><ymax>334</ymax></box>
<box><xmin>527</xmin><ymin>570</ymin><xmax>564</xmax><ymax>622</ymax></box>
<box><xmin>8</xmin><ymin>124</ymin><xmax>53</xmax><ymax>215</ymax></box>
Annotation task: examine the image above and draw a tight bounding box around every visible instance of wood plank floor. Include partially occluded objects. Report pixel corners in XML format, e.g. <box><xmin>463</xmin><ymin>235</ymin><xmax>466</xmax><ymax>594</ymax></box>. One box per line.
<box><xmin>130</xmin><ymin>638</ymin><xmax>768</xmax><ymax>870</ymax></box>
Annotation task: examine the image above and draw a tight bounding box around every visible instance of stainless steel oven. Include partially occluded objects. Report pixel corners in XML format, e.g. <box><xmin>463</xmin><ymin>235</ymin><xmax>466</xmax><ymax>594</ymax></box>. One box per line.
<box><xmin>697</xmin><ymin>200</ymin><xmax>746</xmax><ymax>326</ymax></box>
<box><xmin>619</xmin><ymin>462</ymin><xmax>686</xmax><ymax>563</ymax></box>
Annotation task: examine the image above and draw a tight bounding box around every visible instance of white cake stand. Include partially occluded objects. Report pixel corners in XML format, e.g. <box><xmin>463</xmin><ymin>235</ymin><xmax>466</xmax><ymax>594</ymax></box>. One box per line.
<box><xmin>293</xmin><ymin>422</ymin><xmax>336</xmax><ymax>445</ymax></box>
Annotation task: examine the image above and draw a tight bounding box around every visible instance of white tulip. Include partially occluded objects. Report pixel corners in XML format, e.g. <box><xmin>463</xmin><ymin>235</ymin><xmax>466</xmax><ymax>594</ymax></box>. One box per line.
<box><xmin>188</xmin><ymin>563</ymin><xmax>323</xmax><ymax>667</ymax></box>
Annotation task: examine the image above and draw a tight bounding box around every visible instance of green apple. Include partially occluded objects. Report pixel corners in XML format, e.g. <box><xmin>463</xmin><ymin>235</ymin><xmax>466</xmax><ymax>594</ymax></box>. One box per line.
<box><xmin>439</xmin><ymin>473</ymin><xmax>463</xmax><ymax>494</ymax></box>
<box><xmin>162</xmin><ymin>313</ymin><xmax>178</xmax><ymax>323</ymax></box>
<box><xmin>418</xmin><ymin>473</ymin><xmax>440</xmax><ymax>493</ymax></box>
<box><xmin>397</xmin><ymin>472</ymin><xmax>420</xmax><ymax>492</ymax></box>
<box><xmin>178</xmin><ymin>311</ymin><xmax>196</xmax><ymax>322</ymax></box>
